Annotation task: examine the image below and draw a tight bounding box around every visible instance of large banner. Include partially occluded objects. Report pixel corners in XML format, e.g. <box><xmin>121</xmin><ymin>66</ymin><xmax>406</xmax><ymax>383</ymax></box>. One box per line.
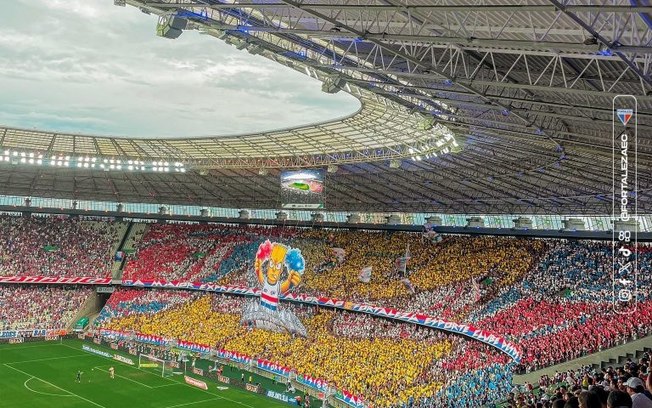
<box><xmin>256</xmin><ymin>358</ymin><xmax>291</xmax><ymax>378</ymax></box>
<box><xmin>0</xmin><ymin>276</ymin><xmax>111</xmax><ymax>285</ymax></box>
<box><xmin>242</xmin><ymin>240</ymin><xmax>307</xmax><ymax>336</ymax></box>
<box><xmin>296</xmin><ymin>374</ymin><xmax>329</xmax><ymax>393</ymax></box>
<box><xmin>99</xmin><ymin>329</ymin><xmax>132</xmax><ymax>340</ymax></box>
<box><xmin>121</xmin><ymin>280</ymin><xmax>521</xmax><ymax>362</ymax></box>
<box><xmin>135</xmin><ymin>333</ymin><xmax>167</xmax><ymax>346</ymax></box>
<box><xmin>0</xmin><ymin>329</ymin><xmax>60</xmax><ymax>339</ymax></box>
<box><xmin>335</xmin><ymin>390</ymin><xmax>366</xmax><ymax>408</ymax></box>
<box><xmin>217</xmin><ymin>349</ymin><xmax>252</xmax><ymax>365</ymax></box>
<box><xmin>177</xmin><ymin>339</ymin><xmax>211</xmax><ymax>354</ymax></box>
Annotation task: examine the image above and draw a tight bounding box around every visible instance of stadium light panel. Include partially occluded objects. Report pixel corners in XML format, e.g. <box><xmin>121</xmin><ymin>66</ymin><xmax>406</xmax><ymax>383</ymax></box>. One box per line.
<box><xmin>0</xmin><ymin>147</ymin><xmax>188</xmax><ymax>174</ymax></box>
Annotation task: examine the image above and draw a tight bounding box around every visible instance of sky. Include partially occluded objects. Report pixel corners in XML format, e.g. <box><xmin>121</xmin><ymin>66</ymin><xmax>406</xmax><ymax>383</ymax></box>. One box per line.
<box><xmin>0</xmin><ymin>0</ymin><xmax>360</xmax><ymax>138</ymax></box>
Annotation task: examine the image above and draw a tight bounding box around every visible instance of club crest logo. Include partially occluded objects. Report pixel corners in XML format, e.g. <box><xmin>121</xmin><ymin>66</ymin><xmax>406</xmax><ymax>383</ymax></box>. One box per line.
<box><xmin>617</xmin><ymin>108</ymin><xmax>633</xmax><ymax>126</ymax></box>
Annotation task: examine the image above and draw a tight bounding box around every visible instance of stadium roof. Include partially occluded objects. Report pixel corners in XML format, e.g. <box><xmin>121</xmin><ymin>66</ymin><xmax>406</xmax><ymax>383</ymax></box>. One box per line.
<box><xmin>0</xmin><ymin>0</ymin><xmax>650</xmax><ymax>214</ymax></box>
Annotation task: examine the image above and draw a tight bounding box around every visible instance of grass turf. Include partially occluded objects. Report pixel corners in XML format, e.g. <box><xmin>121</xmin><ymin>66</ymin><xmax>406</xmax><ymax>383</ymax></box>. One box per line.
<box><xmin>0</xmin><ymin>339</ymin><xmax>291</xmax><ymax>408</ymax></box>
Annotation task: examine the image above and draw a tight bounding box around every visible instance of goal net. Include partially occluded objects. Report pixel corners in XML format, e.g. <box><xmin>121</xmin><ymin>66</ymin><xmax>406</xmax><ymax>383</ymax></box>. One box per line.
<box><xmin>138</xmin><ymin>354</ymin><xmax>177</xmax><ymax>377</ymax></box>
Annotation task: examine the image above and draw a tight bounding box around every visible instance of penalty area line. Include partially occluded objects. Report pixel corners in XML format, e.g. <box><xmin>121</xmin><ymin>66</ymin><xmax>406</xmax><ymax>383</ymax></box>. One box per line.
<box><xmin>5</xmin><ymin>354</ymin><xmax>94</xmax><ymax>365</ymax></box>
<box><xmin>93</xmin><ymin>366</ymin><xmax>154</xmax><ymax>389</ymax></box>
<box><xmin>24</xmin><ymin>377</ymin><xmax>74</xmax><ymax>397</ymax></box>
<box><xmin>4</xmin><ymin>364</ymin><xmax>107</xmax><ymax>408</ymax></box>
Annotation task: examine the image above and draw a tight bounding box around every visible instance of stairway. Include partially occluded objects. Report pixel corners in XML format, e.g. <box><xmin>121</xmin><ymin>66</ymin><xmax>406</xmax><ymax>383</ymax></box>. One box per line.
<box><xmin>112</xmin><ymin>222</ymin><xmax>149</xmax><ymax>281</ymax></box>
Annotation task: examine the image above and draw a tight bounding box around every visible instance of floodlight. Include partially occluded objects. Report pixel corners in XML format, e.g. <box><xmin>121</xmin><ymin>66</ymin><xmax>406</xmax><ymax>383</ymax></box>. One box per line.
<box><xmin>321</xmin><ymin>75</ymin><xmax>346</xmax><ymax>94</ymax></box>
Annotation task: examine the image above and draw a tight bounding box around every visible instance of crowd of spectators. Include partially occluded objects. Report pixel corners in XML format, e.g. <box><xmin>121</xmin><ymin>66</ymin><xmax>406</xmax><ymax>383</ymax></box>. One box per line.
<box><xmin>94</xmin><ymin>288</ymin><xmax>200</xmax><ymax>326</ymax></box>
<box><xmin>99</xmin><ymin>225</ymin><xmax>652</xmax><ymax>407</ymax></box>
<box><xmin>0</xmin><ymin>285</ymin><xmax>91</xmax><ymax>330</ymax></box>
<box><xmin>4</xmin><ymin>217</ymin><xmax>652</xmax><ymax>408</ymax></box>
<box><xmin>505</xmin><ymin>352</ymin><xmax>652</xmax><ymax>408</ymax></box>
<box><xmin>466</xmin><ymin>241</ymin><xmax>652</xmax><ymax>372</ymax></box>
<box><xmin>0</xmin><ymin>215</ymin><xmax>121</xmax><ymax>278</ymax></box>
<box><xmin>100</xmin><ymin>291</ymin><xmax>461</xmax><ymax>408</ymax></box>
<box><xmin>121</xmin><ymin>224</ymin><xmax>297</xmax><ymax>282</ymax></box>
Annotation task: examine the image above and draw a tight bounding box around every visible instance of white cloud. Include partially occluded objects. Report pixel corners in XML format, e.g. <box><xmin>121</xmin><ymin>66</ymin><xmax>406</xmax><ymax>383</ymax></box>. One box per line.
<box><xmin>0</xmin><ymin>1</ymin><xmax>359</xmax><ymax>138</ymax></box>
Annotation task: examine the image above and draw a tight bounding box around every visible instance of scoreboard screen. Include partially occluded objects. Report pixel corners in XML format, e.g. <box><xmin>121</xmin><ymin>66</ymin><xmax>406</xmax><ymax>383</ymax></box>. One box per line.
<box><xmin>280</xmin><ymin>169</ymin><xmax>325</xmax><ymax>209</ymax></box>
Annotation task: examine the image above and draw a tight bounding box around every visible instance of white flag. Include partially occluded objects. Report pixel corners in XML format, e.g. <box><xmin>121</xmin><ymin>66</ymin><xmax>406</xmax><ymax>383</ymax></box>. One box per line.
<box><xmin>359</xmin><ymin>266</ymin><xmax>372</xmax><ymax>283</ymax></box>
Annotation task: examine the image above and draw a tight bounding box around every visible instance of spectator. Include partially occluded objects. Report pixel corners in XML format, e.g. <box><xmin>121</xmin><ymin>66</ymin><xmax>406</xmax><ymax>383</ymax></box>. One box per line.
<box><xmin>579</xmin><ymin>391</ymin><xmax>602</xmax><ymax>408</ymax></box>
<box><xmin>625</xmin><ymin>377</ymin><xmax>652</xmax><ymax>408</ymax></box>
<box><xmin>0</xmin><ymin>285</ymin><xmax>91</xmax><ymax>330</ymax></box>
<box><xmin>608</xmin><ymin>390</ymin><xmax>632</xmax><ymax>408</ymax></box>
<box><xmin>0</xmin><ymin>215</ymin><xmax>121</xmax><ymax>278</ymax></box>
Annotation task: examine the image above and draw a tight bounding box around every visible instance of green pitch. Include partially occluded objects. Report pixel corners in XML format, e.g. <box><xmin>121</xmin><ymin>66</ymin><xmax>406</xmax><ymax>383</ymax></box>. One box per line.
<box><xmin>0</xmin><ymin>339</ymin><xmax>291</xmax><ymax>408</ymax></box>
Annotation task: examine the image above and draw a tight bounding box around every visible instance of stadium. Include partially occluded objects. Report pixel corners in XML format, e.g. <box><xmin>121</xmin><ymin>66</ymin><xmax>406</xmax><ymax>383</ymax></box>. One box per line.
<box><xmin>0</xmin><ymin>1</ymin><xmax>651</xmax><ymax>408</ymax></box>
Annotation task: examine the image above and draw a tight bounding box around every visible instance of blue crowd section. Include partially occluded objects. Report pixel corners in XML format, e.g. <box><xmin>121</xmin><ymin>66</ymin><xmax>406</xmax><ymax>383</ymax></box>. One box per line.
<box><xmin>204</xmin><ymin>239</ymin><xmax>265</xmax><ymax>283</ymax></box>
<box><xmin>467</xmin><ymin>241</ymin><xmax>652</xmax><ymax>323</ymax></box>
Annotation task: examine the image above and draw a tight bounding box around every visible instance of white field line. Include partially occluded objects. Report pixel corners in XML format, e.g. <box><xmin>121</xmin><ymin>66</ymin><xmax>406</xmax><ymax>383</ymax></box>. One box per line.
<box><xmin>0</xmin><ymin>343</ymin><xmax>66</xmax><ymax>351</ymax></box>
<box><xmin>61</xmin><ymin>343</ymin><xmax>179</xmax><ymax>384</ymax></box>
<box><xmin>63</xmin><ymin>342</ymin><xmax>256</xmax><ymax>408</ymax></box>
<box><xmin>93</xmin><ymin>366</ymin><xmax>153</xmax><ymax>389</ymax></box>
<box><xmin>24</xmin><ymin>377</ymin><xmax>74</xmax><ymax>397</ymax></box>
<box><xmin>163</xmin><ymin>397</ymin><xmax>221</xmax><ymax>408</ymax></box>
<box><xmin>4</xmin><ymin>364</ymin><xmax>107</xmax><ymax>408</ymax></box>
<box><xmin>4</xmin><ymin>354</ymin><xmax>94</xmax><ymax>365</ymax></box>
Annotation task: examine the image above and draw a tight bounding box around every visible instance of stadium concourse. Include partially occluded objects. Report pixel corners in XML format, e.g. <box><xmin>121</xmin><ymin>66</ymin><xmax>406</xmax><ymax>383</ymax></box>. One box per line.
<box><xmin>0</xmin><ymin>216</ymin><xmax>651</xmax><ymax>407</ymax></box>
